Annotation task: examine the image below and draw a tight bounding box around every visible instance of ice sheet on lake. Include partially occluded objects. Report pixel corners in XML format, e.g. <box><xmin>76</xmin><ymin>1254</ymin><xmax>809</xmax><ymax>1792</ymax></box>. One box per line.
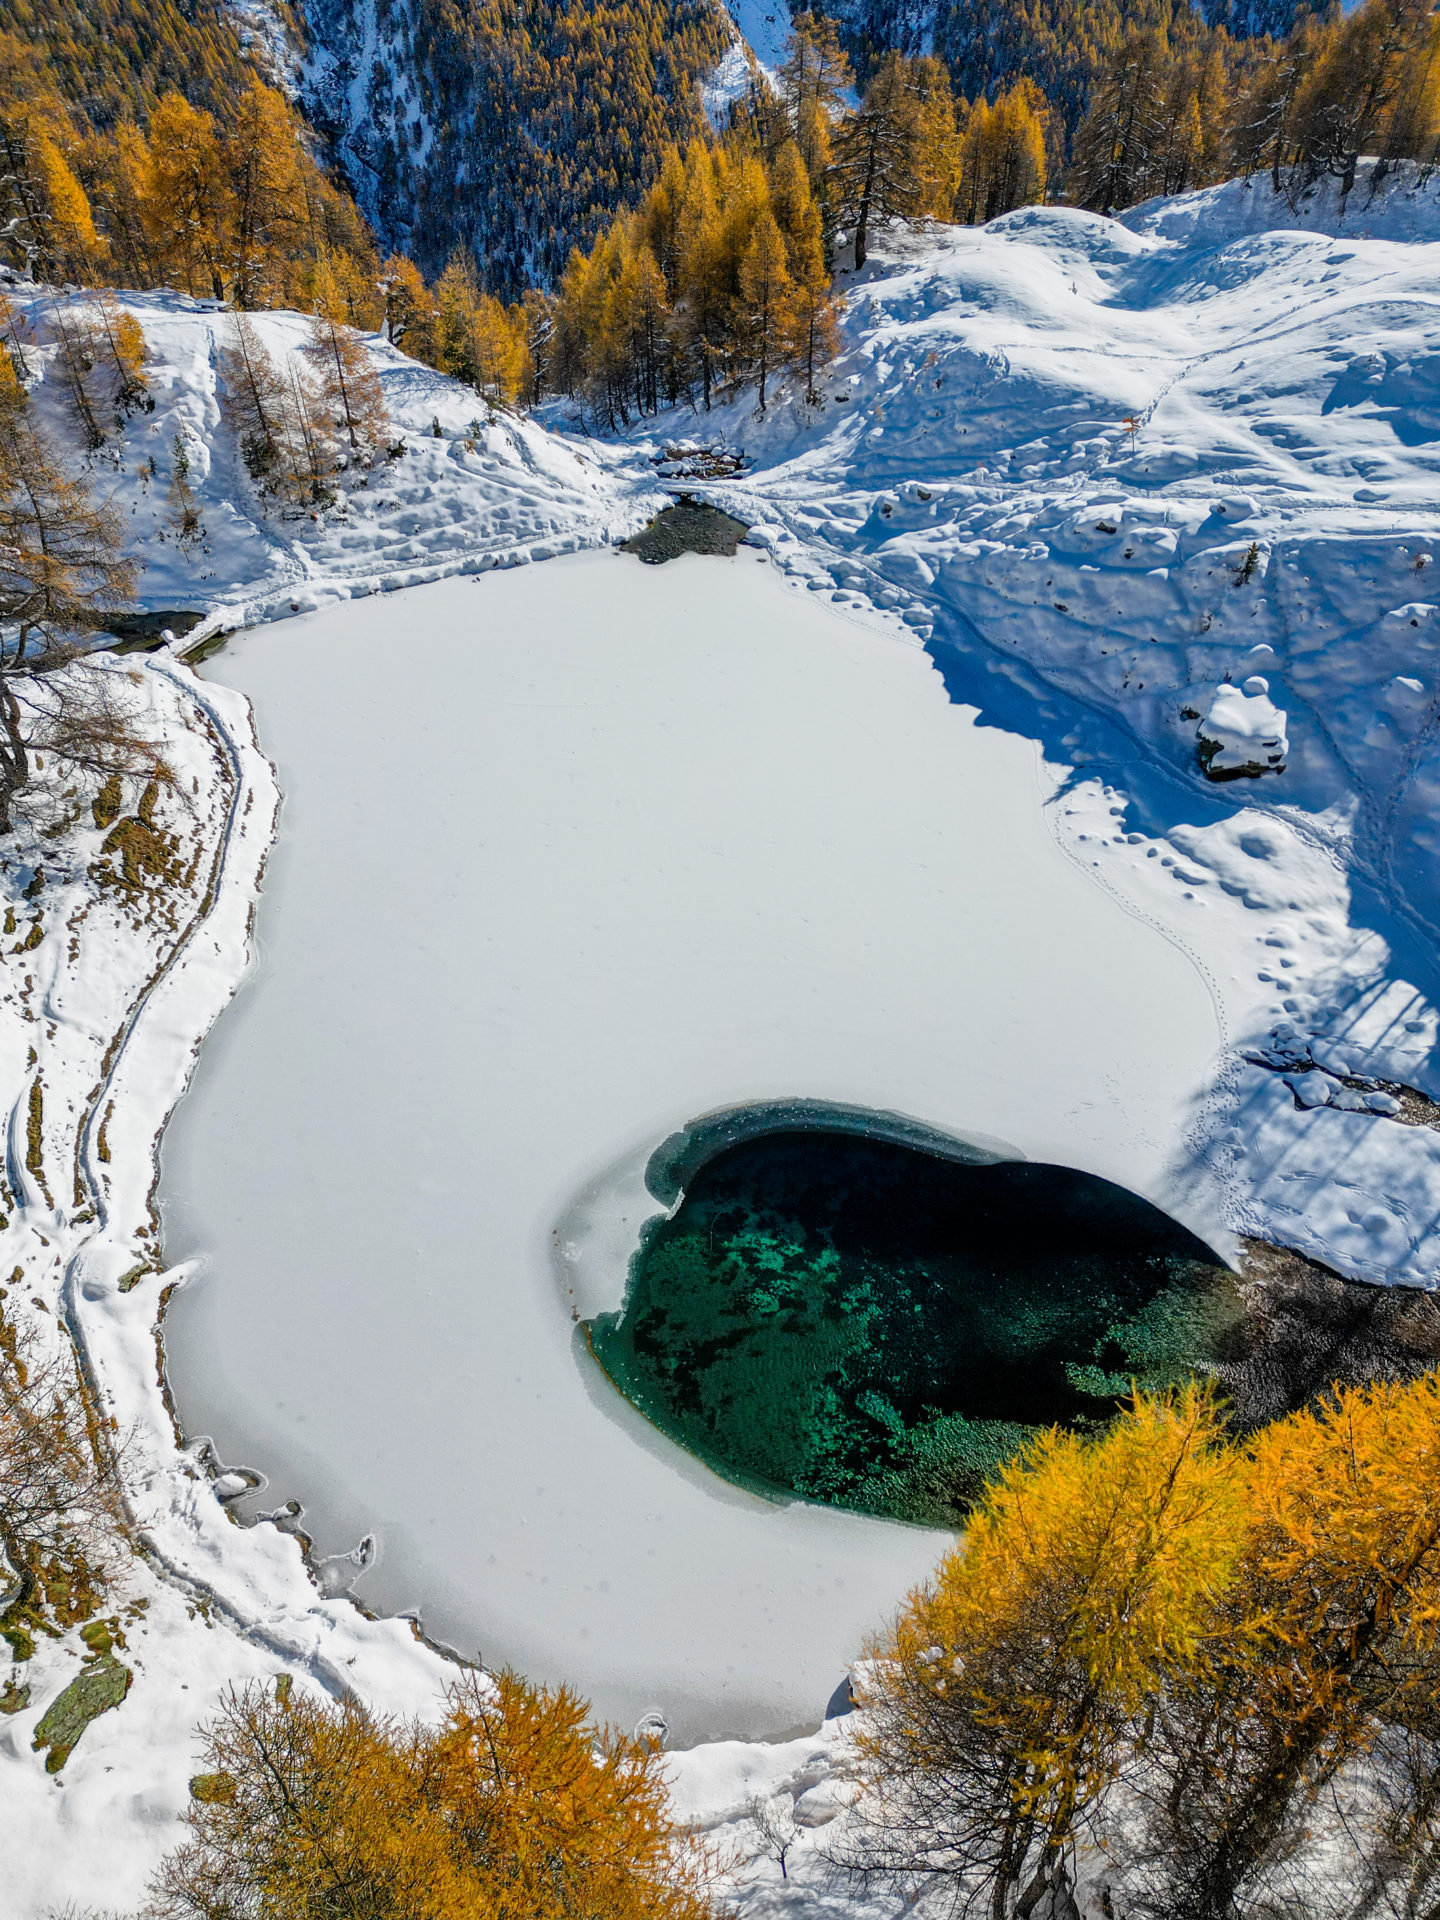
<box><xmin>160</xmin><ymin>552</ymin><xmax>1223</xmax><ymax>1740</ymax></box>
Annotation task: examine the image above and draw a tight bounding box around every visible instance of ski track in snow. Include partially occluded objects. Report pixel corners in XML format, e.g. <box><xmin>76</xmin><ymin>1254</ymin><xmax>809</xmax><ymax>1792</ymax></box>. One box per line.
<box><xmin>9</xmin><ymin>168</ymin><xmax>1440</xmax><ymax>1910</ymax></box>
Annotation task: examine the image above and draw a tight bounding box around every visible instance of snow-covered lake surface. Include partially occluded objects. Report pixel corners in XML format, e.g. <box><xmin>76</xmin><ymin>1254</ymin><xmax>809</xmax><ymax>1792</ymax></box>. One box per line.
<box><xmin>160</xmin><ymin>549</ymin><xmax>1223</xmax><ymax>1740</ymax></box>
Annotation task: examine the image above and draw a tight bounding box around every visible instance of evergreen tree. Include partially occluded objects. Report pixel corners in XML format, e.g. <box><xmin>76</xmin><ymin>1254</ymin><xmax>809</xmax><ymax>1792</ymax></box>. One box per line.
<box><xmin>434</xmin><ymin>248</ymin><xmax>530</xmax><ymax>404</ymax></box>
<box><xmin>830</xmin><ymin>54</ymin><xmax>931</xmax><ymax>269</ymax></box>
<box><xmin>216</xmin><ymin>311</ymin><xmax>288</xmax><ymax>488</ymax></box>
<box><xmin>674</xmin><ymin>149</ymin><xmax>728</xmax><ymax>409</ymax></box>
<box><xmin>143</xmin><ymin>92</ymin><xmax>226</xmax><ymax>299</ymax></box>
<box><xmin>779</xmin><ymin>12</ymin><xmax>854</xmax><ymax>180</ymax></box>
<box><xmin>378</xmin><ymin>253</ymin><xmax>436</xmax><ymax>357</ymax></box>
<box><xmin>768</xmin><ymin>140</ymin><xmax>826</xmax><ymax>277</ymax></box>
<box><xmin>304</xmin><ymin>259</ymin><xmax>389</xmax><ymax>456</ymax></box>
<box><xmin>78</xmin><ymin>121</ymin><xmax>155</xmax><ymax>289</ymax></box>
<box><xmin>0</xmin><ymin>375</ymin><xmax>137</xmax><ymax>831</ymax></box>
<box><xmin>735</xmin><ymin>210</ymin><xmax>795</xmax><ymax>410</ymax></box>
<box><xmin>551</xmin><ymin>132</ymin><xmax>840</xmax><ymax>416</ymax></box>
<box><xmin>613</xmin><ymin>239</ymin><xmax>671</xmax><ymax>417</ymax></box>
<box><xmin>49</xmin><ymin>299</ymin><xmax>108</xmax><ymax>449</ymax></box>
<box><xmin>1287</xmin><ymin>0</ymin><xmax>1440</xmax><ymax>189</ymax></box>
<box><xmin>1068</xmin><ymin>28</ymin><xmax>1178</xmax><ymax>215</ymax></box>
<box><xmin>224</xmin><ymin>82</ymin><xmax>305</xmax><ymax>309</ymax></box>
<box><xmin>0</xmin><ymin>34</ymin><xmax>103</xmax><ymax>282</ymax></box>
<box><xmin>957</xmin><ymin>80</ymin><xmax>1048</xmax><ymax>223</ymax></box>
<box><xmin>92</xmin><ymin>290</ymin><xmax>150</xmax><ymax>414</ymax></box>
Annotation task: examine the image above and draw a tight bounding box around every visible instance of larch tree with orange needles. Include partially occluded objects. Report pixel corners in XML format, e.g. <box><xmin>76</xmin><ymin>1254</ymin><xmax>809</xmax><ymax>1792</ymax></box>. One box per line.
<box><xmin>1138</xmin><ymin>1375</ymin><xmax>1440</xmax><ymax>1920</ymax></box>
<box><xmin>149</xmin><ymin>1668</ymin><xmax>717</xmax><ymax>1920</ymax></box>
<box><xmin>843</xmin><ymin>1383</ymin><xmax>1250</xmax><ymax>1920</ymax></box>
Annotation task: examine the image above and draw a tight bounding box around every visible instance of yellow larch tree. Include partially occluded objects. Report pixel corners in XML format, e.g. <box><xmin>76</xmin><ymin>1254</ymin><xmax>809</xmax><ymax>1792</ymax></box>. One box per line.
<box><xmin>848</xmin><ymin>1384</ymin><xmax>1250</xmax><ymax>1918</ymax></box>
<box><xmin>303</xmin><ymin>255</ymin><xmax>389</xmax><ymax>455</ymax></box>
<box><xmin>148</xmin><ymin>1669</ymin><xmax>717</xmax><ymax>1920</ymax></box>
<box><xmin>735</xmin><ymin>208</ymin><xmax>796</xmax><ymax>411</ymax></box>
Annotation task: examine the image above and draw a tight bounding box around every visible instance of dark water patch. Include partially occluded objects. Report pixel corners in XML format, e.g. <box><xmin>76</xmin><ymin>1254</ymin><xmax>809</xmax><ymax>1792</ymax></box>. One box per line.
<box><xmin>99</xmin><ymin>609</ymin><xmax>205</xmax><ymax>652</ymax></box>
<box><xmin>585</xmin><ymin>1129</ymin><xmax>1239</xmax><ymax>1527</ymax></box>
<box><xmin>621</xmin><ymin>497</ymin><xmax>750</xmax><ymax>564</ymax></box>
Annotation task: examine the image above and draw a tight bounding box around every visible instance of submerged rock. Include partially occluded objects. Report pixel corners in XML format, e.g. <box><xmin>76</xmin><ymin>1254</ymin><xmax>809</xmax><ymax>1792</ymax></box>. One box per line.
<box><xmin>621</xmin><ymin>498</ymin><xmax>750</xmax><ymax>564</ymax></box>
<box><xmin>585</xmin><ymin>1129</ymin><xmax>1240</xmax><ymax>1528</ymax></box>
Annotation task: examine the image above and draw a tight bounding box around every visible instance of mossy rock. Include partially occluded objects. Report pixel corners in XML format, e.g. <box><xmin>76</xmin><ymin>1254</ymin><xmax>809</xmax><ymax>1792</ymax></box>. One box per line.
<box><xmin>32</xmin><ymin>1651</ymin><xmax>131</xmax><ymax>1771</ymax></box>
<box><xmin>92</xmin><ymin>774</ymin><xmax>123</xmax><ymax>831</ymax></box>
<box><xmin>0</xmin><ymin>1675</ymin><xmax>30</xmax><ymax>1714</ymax></box>
<box><xmin>3</xmin><ymin>1620</ymin><xmax>35</xmax><ymax>1662</ymax></box>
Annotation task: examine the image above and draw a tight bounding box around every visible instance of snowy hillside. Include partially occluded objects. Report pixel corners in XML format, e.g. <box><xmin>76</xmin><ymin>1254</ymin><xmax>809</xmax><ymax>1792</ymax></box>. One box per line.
<box><xmin>7</xmin><ymin>287</ymin><xmax>648</xmax><ymax>629</ymax></box>
<box><xmin>9</xmin><ymin>170</ymin><xmax>1440</xmax><ymax>1912</ymax></box>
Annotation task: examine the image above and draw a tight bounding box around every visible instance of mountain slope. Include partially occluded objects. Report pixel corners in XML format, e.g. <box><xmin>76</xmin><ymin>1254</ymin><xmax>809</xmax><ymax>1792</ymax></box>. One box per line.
<box><xmin>632</xmin><ymin>164</ymin><xmax>1440</xmax><ymax>1287</ymax></box>
<box><xmin>830</xmin><ymin>0</ymin><xmax>1300</xmax><ymax>137</ymax></box>
<box><xmin>302</xmin><ymin>0</ymin><xmax>733</xmax><ymax>290</ymax></box>
<box><xmin>7</xmin><ymin>168</ymin><xmax>1440</xmax><ymax>1913</ymax></box>
<box><xmin>0</xmin><ymin>0</ymin><xmax>287</xmax><ymax>127</ymax></box>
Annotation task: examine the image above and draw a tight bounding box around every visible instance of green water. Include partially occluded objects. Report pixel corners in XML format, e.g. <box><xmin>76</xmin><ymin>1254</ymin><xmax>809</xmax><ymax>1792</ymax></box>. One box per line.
<box><xmin>585</xmin><ymin>1130</ymin><xmax>1240</xmax><ymax>1527</ymax></box>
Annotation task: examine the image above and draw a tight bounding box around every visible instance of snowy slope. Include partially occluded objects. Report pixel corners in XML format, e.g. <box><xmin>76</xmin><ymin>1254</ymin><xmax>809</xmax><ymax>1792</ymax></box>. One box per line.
<box><xmin>8</xmin><ymin>287</ymin><xmax>647</xmax><ymax>632</ymax></box>
<box><xmin>9</xmin><ymin>170</ymin><xmax>1440</xmax><ymax>1910</ymax></box>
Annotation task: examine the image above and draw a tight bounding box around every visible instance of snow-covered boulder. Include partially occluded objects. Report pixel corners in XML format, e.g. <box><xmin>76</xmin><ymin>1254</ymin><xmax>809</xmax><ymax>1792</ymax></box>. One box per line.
<box><xmin>1197</xmin><ymin>676</ymin><xmax>1288</xmax><ymax>779</ymax></box>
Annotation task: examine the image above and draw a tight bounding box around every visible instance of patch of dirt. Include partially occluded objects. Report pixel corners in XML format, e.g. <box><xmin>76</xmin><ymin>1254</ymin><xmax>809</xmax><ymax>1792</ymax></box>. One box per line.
<box><xmin>31</xmin><ymin>1647</ymin><xmax>130</xmax><ymax>1771</ymax></box>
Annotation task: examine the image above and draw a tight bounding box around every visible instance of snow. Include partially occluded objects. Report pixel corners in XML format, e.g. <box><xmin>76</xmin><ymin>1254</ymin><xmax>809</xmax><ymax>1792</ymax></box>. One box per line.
<box><xmin>1198</xmin><ymin>675</ymin><xmax>1289</xmax><ymax>774</ymax></box>
<box><xmin>646</xmin><ymin>170</ymin><xmax>1440</xmax><ymax>1290</ymax></box>
<box><xmin>4</xmin><ymin>287</ymin><xmax>642</xmax><ymax>641</ymax></box>
<box><xmin>702</xmin><ymin>0</ymin><xmax>796</xmax><ymax>123</ymax></box>
<box><xmin>11</xmin><ymin>166</ymin><xmax>1440</xmax><ymax>1908</ymax></box>
<box><xmin>725</xmin><ymin>0</ymin><xmax>793</xmax><ymax>75</ymax></box>
<box><xmin>158</xmin><ymin>550</ymin><xmax>1221</xmax><ymax>1744</ymax></box>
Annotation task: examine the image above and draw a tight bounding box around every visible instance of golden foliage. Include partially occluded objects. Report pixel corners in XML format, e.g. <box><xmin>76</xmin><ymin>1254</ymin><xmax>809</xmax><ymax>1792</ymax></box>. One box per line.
<box><xmin>0</xmin><ymin>0</ymin><xmax>262</xmax><ymax>132</ymax></box>
<box><xmin>552</xmin><ymin>131</ymin><xmax>839</xmax><ymax>420</ymax></box>
<box><xmin>150</xmin><ymin>1670</ymin><xmax>716</xmax><ymax>1920</ymax></box>
<box><xmin>956</xmin><ymin>82</ymin><xmax>1050</xmax><ymax>224</ymax></box>
<box><xmin>852</xmin><ymin>1384</ymin><xmax>1246</xmax><ymax>1911</ymax></box>
<box><xmin>851</xmin><ymin>1373</ymin><xmax>1440</xmax><ymax>1916</ymax></box>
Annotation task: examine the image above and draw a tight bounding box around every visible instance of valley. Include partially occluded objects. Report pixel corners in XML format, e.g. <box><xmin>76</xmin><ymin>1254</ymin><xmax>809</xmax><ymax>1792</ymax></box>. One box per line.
<box><xmin>4</xmin><ymin>97</ymin><xmax>1440</xmax><ymax>1916</ymax></box>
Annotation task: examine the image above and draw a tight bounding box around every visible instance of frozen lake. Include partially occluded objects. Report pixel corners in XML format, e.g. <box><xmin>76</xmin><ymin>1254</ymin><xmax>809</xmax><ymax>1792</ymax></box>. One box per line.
<box><xmin>161</xmin><ymin>550</ymin><xmax>1222</xmax><ymax>1741</ymax></box>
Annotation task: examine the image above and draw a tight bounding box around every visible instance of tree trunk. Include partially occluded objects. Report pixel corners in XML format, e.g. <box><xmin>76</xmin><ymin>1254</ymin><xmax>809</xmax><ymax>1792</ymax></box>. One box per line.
<box><xmin>0</xmin><ymin>675</ymin><xmax>29</xmax><ymax>834</ymax></box>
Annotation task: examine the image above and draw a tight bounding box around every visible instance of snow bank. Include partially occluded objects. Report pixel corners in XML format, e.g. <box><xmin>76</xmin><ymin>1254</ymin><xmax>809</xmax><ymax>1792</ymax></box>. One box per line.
<box><xmin>1123</xmin><ymin>160</ymin><xmax>1440</xmax><ymax>248</ymax></box>
<box><xmin>659</xmin><ymin>182</ymin><xmax>1440</xmax><ymax>1287</ymax></box>
<box><xmin>6</xmin><ymin>285</ymin><xmax>653</xmax><ymax>637</ymax></box>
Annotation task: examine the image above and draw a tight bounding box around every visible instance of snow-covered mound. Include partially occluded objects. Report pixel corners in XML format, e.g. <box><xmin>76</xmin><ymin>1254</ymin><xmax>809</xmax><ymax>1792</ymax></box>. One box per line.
<box><xmin>1125</xmin><ymin>159</ymin><xmax>1440</xmax><ymax>248</ymax></box>
<box><xmin>1198</xmin><ymin>676</ymin><xmax>1289</xmax><ymax>777</ymax></box>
